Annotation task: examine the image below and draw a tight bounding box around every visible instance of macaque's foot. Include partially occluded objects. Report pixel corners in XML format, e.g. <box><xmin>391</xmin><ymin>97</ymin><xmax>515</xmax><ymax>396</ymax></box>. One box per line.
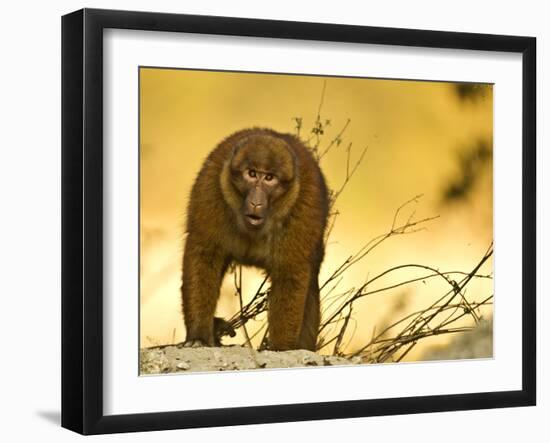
<box><xmin>179</xmin><ymin>339</ymin><xmax>209</xmax><ymax>348</ymax></box>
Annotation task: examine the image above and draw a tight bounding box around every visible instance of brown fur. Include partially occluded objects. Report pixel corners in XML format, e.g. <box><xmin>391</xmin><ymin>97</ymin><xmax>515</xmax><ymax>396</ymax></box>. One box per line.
<box><xmin>181</xmin><ymin>128</ymin><xmax>329</xmax><ymax>351</ymax></box>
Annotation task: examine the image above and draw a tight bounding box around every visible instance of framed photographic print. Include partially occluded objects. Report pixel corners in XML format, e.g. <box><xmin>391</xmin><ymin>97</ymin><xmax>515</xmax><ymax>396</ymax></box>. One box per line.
<box><xmin>61</xmin><ymin>8</ymin><xmax>536</xmax><ymax>435</ymax></box>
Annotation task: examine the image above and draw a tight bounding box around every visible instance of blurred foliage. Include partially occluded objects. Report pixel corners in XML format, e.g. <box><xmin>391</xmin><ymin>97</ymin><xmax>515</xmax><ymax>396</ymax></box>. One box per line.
<box><xmin>454</xmin><ymin>83</ymin><xmax>491</xmax><ymax>102</ymax></box>
<box><xmin>441</xmin><ymin>138</ymin><xmax>492</xmax><ymax>204</ymax></box>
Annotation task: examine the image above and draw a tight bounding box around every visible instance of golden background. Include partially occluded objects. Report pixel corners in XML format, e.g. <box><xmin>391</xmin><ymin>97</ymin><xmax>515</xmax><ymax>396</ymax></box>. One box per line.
<box><xmin>140</xmin><ymin>67</ymin><xmax>493</xmax><ymax>361</ymax></box>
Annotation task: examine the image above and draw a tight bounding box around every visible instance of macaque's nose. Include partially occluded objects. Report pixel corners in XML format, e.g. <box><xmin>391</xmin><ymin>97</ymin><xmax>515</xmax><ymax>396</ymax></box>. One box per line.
<box><xmin>247</xmin><ymin>187</ymin><xmax>267</xmax><ymax>214</ymax></box>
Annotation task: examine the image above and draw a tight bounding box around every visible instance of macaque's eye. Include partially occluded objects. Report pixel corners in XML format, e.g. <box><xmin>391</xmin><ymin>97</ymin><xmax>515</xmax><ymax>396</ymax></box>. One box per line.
<box><xmin>264</xmin><ymin>173</ymin><xmax>274</xmax><ymax>182</ymax></box>
<box><xmin>248</xmin><ymin>169</ymin><xmax>257</xmax><ymax>178</ymax></box>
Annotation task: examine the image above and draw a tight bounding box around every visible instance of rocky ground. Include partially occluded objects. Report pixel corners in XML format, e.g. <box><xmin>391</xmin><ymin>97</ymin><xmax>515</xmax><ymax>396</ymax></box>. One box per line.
<box><xmin>140</xmin><ymin>345</ymin><xmax>362</xmax><ymax>375</ymax></box>
<box><xmin>140</xmin><ymin>319</ymin><xmax>493</xmax><ymax>374</ymax></box>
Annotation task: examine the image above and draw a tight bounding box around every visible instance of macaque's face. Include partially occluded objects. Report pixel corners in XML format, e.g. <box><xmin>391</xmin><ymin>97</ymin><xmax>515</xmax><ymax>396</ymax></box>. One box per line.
<box><xmin>230</xmin><ymin>135</ymin><xmax>295</xmax><ymax>229</ymax></box>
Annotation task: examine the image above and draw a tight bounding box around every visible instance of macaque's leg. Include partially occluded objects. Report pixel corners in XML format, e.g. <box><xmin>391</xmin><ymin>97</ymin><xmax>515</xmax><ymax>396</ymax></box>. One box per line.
<box><xmin>268</xmin><ymin>268</ymin><xmax>311</xmax><ymax>351</ymax></box>
<box><xmin>181</xmin><ymin>239</ymin><xmax>227</xmax><ymax>347</ymax></box>
<box><xmin>297</xmin><ymin>273</ymin><xmax>321</xmax><ymax>352</ymax></box>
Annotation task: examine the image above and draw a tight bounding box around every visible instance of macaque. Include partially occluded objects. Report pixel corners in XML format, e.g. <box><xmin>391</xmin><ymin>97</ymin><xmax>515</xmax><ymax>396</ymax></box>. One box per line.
<box><xmin>181</xmin><ymin>128</ymin><xmax>329</xmax><ymax>351</ymax></box>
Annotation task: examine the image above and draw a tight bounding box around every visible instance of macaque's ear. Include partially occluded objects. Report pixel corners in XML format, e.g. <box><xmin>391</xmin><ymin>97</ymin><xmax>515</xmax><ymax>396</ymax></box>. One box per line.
<box><xmin>285</xmin><ymin>142</ymin><xmax>298</xmax><ymax>180</ymax></box>
<box><xmin>273</xmin><ymin>139</ymin><xmax>297</xmax><ymax>183</ymax></box>
<box><xmin>229</xmin><ymin>136</ymin><xmax>251</xmax><ymax>171</ymax></box>
<box><xmin>232</xmin><ymin>135</ymin><xmax>254</xmax><ymax>158</ymax></box>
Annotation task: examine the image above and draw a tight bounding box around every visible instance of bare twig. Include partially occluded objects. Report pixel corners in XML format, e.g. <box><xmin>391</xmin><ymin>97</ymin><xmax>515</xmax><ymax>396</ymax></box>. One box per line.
<box><xmin>212</xmin><ymin>86</ymin><xmax>493</xmax><ymax>366</ymax></box>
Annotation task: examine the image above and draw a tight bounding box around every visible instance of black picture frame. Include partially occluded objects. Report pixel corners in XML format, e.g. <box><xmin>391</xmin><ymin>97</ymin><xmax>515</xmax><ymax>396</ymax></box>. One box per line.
<box><xmin>61</xmin><ymin>8</ymin><xmax>536</xmax><ymax>435</ymax></box>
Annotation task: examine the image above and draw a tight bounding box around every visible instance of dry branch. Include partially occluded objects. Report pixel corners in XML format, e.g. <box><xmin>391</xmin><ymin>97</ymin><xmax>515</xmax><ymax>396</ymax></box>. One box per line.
<box><xmin>215</xmin><ymin>83</ymin><xmax>493</xmax><ymax>363</ymax></box>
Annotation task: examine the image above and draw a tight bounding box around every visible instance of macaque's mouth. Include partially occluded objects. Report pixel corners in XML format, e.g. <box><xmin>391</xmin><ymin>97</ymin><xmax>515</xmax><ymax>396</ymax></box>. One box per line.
<box><xmin>245</xmin><ymin>214</ymin><xmax>265</xmax><ymax>226</ymax></box>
